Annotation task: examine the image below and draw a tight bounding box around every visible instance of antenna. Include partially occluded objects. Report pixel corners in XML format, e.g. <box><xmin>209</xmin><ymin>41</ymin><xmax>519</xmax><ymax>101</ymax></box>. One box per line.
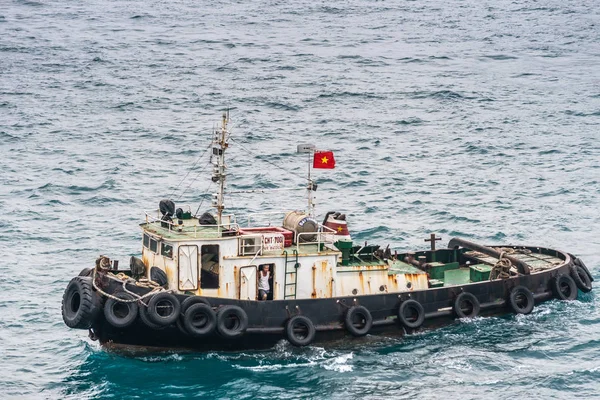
<box><xmin>211</xmin><ymin>111</ymin><xmax>230</xmax><ymax>226</ymax></box>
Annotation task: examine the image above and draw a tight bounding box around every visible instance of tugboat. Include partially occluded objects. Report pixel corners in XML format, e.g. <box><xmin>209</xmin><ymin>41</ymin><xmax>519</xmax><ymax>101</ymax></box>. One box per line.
<box><xmin>61</xmin><ymin>113</ymin><xmax>594</xmax><ymax>351</ymax></box>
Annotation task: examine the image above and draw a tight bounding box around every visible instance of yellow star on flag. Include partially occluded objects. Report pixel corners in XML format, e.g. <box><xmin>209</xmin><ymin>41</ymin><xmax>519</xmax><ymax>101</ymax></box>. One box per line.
<box><xmin>337</xmin><ymin>226</ymin><xmax>343</xmax><ymax>232</ymax></box>
<box><xmin>321</xmin><ymin>156</ymin><xmax>329</xmax><ymax>164</ymax></box>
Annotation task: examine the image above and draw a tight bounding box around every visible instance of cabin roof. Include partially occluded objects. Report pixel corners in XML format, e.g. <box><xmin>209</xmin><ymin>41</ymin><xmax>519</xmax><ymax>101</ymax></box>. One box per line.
<box><xmin>141</xmin><ymin>222</ymin><xmax>228</xmax><ymax>240</ymax></box>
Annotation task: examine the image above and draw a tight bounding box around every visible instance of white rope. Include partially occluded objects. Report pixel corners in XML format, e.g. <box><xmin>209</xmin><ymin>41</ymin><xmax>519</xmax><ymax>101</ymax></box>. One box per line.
<box><xmin>92</xmin><ymin>268</ymin><xmax>168</xmax><ymax>304</ymax></box>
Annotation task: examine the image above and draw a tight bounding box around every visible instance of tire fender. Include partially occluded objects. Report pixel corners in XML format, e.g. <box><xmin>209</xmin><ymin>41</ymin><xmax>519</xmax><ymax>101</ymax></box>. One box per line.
<box><xmin>139</xmin><ymin>302</ymin><xmax>166</xmax><ymax>330</ymax></box>
<box><xmin>183</xmin><ymin>303</ymin><xmax>217</xmax><ymax>337</ymax></box>
<box><xmin>61</xmin><ymin>276</ymin><xmax>102</xmax><ymax>329</ymax></box>
<box><xmin>146</xmin><ymin>292</ymin><xmax>181</xmax><ymax>326</ymax></box>
<box><xmin>454</xmin><ymin>292</ymin><xmax>480</xmax><ymax>319</ymax></box>
<box><xmin>216</xmin><ymin>305</ymin><xmax>248</xmax><ymax>338</ymax></box>
<box><xmin>573</xmin><ymin>257</ymin><xmax>593</xmax><ymax>282</ymax></box>
<box><xmin>508</xmin><ymin>286</ymin><xmax>534</xmax><ymax>314</ymax></box>
<box><xmin>285</xmin><ymin>315</ymin><xmax>316</xmax><ymax>347</ymax></box>
<box><xmin>103</xmin><ymin>292</ymin><xmax>139</xmax><ymax>328</ymax></box>
<box><xmin>181</xmin><ymin>296</ymin><xmax>211</xmax><ymax>315</ymax></box>
<box><xmin>397</xmin><ymin>299</ymin><xmax>425</xmax><ymax>329</ymax></box>
<box><xmin>552</xmin><ymin>274</ymin><xmax>578</xmax><ymax>300</ymax></box>
<box><xmin>345</xmin><ymin>305</ymin><xmax>373</xmax><ymax>337</ymax></box>
<box><xmin>570</xmin><ymin>265</ymin><xmax>592</xmax><ymax>293</ymax></box>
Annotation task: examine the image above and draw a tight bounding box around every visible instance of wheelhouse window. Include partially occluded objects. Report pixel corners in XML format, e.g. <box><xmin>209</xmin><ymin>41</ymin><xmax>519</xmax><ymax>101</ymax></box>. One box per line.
<box><xmin>143</xmin><ymin>234</ymin><xmax>150</xmax><ymax>248</ymax></box>
<box><xmin>161</xmin><ymin>243</ymin><xmax>173</xmax><ymax>258</ymax></box>
<box><xmin>200</xmin><ymin>244</ymin><xmax>219</xmax><ymax>289</ymax></box>
<box><xmin>149</xmin><ymin>238</ymin><xmax>158</xmax><ymax>253</ymax></box>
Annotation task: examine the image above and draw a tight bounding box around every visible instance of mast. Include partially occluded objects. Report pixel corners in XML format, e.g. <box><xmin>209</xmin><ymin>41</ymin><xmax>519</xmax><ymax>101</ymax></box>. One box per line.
<box><xmin>297</xmin><ymin>144</ymin><xmax>316</xmax><ymax>217</ymax></box>
<box><xmin>211</xmin><ymin>111</ymin><xmax>230</xmax><ymax>226</ymax></box>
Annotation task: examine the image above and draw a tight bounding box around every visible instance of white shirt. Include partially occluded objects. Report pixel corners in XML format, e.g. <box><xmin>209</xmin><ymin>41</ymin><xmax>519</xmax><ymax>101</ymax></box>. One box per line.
<box><xmin>258</xmin><ymin>271</ymin><xmax>270</xmax><ymax>291</ymax></box>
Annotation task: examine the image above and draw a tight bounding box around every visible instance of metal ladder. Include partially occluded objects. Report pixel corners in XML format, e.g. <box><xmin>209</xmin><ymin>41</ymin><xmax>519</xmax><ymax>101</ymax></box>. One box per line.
<box><xmin>283</xmin><ymin>250</ymin><xmax>299</xmax><ymax>299</ymax></box>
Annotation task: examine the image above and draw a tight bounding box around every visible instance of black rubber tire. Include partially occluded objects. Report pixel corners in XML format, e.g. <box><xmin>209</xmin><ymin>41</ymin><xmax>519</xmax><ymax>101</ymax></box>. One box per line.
<box><xmin>183</xmin><ymin>304</ymin><xmax>217</xmax><ymax>337</ymax></box>
<box><xmin>181</xmin><ymin>296</ymin><xmax>211</xmax><ymax>315</ymax></box>
<box><xmin>454</xmin><ymin>292</ymin><xmax>480</xmax><ymax>319</ymax></box>
<box><xmin>285</xmin><ymin>315</ymin><xmax>316</xmax><ymax>347</ymax></box>
<box><xmin>345</xmin><ymin>305</ymin><xmax>373</xmax><ymax>337</ymax></box>
<box><xmin>139</xmin><ymin>303</ymin><xmax>166</xmax><ymax>330</ymax></box>
<box><xmin>78</xmin><ymin>268</ymin><xmax>93</xmax><ymax>277</ymax></box>
<box><xmin>571</xmin><ymin>265</ymin><xmax>593</xmax><ymax>293</ymax></box>
<box><xmin>61</xmin><ymin>277</ymin><xmax>101</xmax><ymax>329</ymax></box>
<box><xmin>176</xmin><ymin>317</ymin><xmax>188</xmax><ymax>335</ymax></box>
<box><xmin>146</xmin><ymin>292</ymin><xmax>181</xmax><ymax>326</ymax></box>
<box><xmin>508</xmin><ymin>286</ymin><xmax>534</xmax><ymax>314</ymax></box>
<box><xmin>573</xmin><ymin>257</ymin><xmax>594</xmax><ymax>282</ymax></box>
<box><xmin>103</xmin><ymin>292</ymin><xmax>138</xmax><ymax>328</ymax></box>
<box><xmin>552</xmin><ymin>274</ymin><xmax>578</xmax><ymax>300</ymax></box>
<box><xmin>398</xmin><ymin>299</ymin><xmax>425</xmax><ymax>329</ymax></box>
<box><xmin>216</xmin><ymin>305</ymin><xmax>248</xmax><ymax>338</ymax></box>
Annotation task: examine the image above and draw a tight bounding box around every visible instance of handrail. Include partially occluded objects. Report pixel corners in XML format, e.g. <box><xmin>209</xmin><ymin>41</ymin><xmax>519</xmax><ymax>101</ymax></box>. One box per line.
<box><xmin>245</xmin><ymin>211</ymin><xmax>300</xmax><ymax>227</ymax></box>
<box><xmin>296</xmin><ymin>229</ymin><xmax>335</xmax><ymax>253</ymax></box>
<box><xmin>319</xmin><ymin>223</ymin><xmax>337</xmax><ymax>234</ymax></box>
<box><xmin>143</xmin><ymin>210</ymin><xmax>240</xmax><ymax>237</ymax></box>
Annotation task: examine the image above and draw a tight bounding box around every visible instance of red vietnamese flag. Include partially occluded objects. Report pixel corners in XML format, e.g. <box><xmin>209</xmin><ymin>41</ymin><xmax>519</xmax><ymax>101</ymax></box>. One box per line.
<box><xmin>313</xmin><ymin>151</ymin><xmax>335</xmax><ymax>169</ymax></box>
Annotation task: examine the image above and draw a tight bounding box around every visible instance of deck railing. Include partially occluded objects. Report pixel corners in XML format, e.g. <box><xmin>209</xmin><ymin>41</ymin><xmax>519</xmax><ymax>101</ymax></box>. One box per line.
<box><xmin>143</xmin><ymin>210</ymin><xmax>240</xmax><ymax>238</ymax></box>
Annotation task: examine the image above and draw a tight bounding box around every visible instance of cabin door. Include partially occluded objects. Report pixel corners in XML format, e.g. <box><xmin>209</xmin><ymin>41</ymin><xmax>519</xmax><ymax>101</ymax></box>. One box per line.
<box><xmin>239</xmin><ymin>265</ymin><xmax>257</xmax><ymax>300</ymax></box>
<box><xmin>178</xmin><ymin>245</ymin><xmax>199</xmax><ymax>291</ymax></box>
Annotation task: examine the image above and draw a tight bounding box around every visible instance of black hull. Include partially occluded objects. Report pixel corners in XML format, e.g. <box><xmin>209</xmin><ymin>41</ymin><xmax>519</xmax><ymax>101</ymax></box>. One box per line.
<box><xmin>87</xmin><ymin>247</ymin><xmax>586</xmax><ymax>353</ymax></box>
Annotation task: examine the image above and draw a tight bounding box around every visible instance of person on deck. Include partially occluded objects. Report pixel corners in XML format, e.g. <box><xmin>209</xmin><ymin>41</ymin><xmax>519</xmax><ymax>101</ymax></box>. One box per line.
<box><xmin>258</xmin><ymin>265</ymin><xmax>270</xmax><ymax>300</ymax></box>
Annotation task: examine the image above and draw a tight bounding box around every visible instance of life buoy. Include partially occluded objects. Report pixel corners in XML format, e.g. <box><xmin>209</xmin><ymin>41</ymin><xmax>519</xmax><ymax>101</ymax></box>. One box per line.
<box><xmin>146</xmin><ymin>292</ymin><xmax>181</xmax><ymax>326</ymax></box>
<box><xmin>103</xmin><ymin>292</ymin><xmax>139</xmax><ymax>328</ymax></box>
<box><xmin>181</xmin><ymin>296</ymin><xmax>211</xmax><ymax>314</ymax></box>
<box><xmin>285</xmin><ymin>315</ymin><xmax>316</xmax><ymax>347</ymax></box>
<box><xmin>454</xmin><ymin>292</ymin><xmax>480</xmax><ymax>319</ymax></box>
<box><xmin>398</xmin><ymin>299</ymin><xmax>425</xmax><ymax>329</ymax></box>
<box><xmin>183</xmin><ymin>303</ymin><xmax>217</xmax><ymax>337</ymax></box>
<box><xmin>61</xmin><ymin>277</ymin><xmax>102</xmax><ymax>329</ymax></box>
<box><xmin>570</xmin><ymin>265</ymin><xmax>592</xmax><ymax>293</ymax></box>
<box><xmin>508</xmin><ymin>286</ymin><xmax>534</xmax><ymax>314</ymax></box>
<box><xmin>552</xmin><ymin>274</ymin><xmax>578</xmax><ymax>300</ymax></box>
<box><xmin>216</xmin><ymin>305</ymin><xmax>248</xmax><ymax>338</ymax></box>
<box><xmin>345</xmin><ymin>305</ymin><xmax>373</xmax><ymax>337</ymax></box>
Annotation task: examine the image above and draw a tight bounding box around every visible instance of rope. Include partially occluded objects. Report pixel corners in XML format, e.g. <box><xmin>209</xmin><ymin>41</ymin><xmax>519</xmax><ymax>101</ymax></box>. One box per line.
<box><xmin>91</xmin><ymin>266</ymin><xmax>168</xmax><ymax>305</ymax></box>
<box><xmin>194</xmin><ymin>183</ymin><xmax>216</xmax><ymax>217</ymax></box>
<box><xmin>177</xmin><ymin>158</ymin><xmax>213</xmax><ymax>201</ymax></box>
<box><xmin>168</xmin><ymin>142</ymin><xmax>213</xmax><ymax>200</ymax></box>
<box><xmin>489</xmin><ymin>252</ymin><xmax>513</xmax><ymax>280</ymax></box>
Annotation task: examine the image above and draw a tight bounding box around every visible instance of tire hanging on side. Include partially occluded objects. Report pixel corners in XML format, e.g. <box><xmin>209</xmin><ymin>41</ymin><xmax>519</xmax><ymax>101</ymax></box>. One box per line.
<box><xmin>183</xmin><ymin>303</ymin><xmax>217</xmax><ymax>337</ymax></box>
<box><xmin>146</xmin><ymin>292</ymin><xmax>181</xmax><ymax>326</ymax></box>
<box><xmin>285</xmin><ymin>315</ymin><xmax>316</xmax><ymax>347</ymax></box>
<box><xmin>454</xmin><ymin>292</ymin><xmax>480</xmax><ymax>319</ymax></box>
<box><xmin>552</xmin><ymin>274</ymin><xmax>578</xmax><ymax>300</ymax></box>
<box><xmin>573</xmin><ymin>257</ymin><xmax>593</xmax><ymax>282</ymax></box>
<box><xmin>216</xmin><ymin>305</ymin><xmax>248</xmax><ymax>339</ymax></box>
<box><xmin>62</xmin><ymin>276</ymin><xmax>102</xmax><ymax>329</ymax></box>
<box><xmin>570</xmin><ymin>265</ymin><xmax>592</xmax><ymax>293</ymax></box>
<box><xmin>139</xmin><ymin>302</ymin><xmax>166</xmax><ymax>330</ymax></box>
<box><xmin>345</xmin><ymin>305</ymin><xmax>373</xmax><ymax>337</ymax></box>
<box><xmin>181</xmin><ymin>296</ymin><xmax>211</xmax><ymax>314</ymax></box>
<box><xmin>508</xmin><ymin>286</ymin><xmax>534</xmax><ymax>314</ymax></box>
<box><xmin>397</xmin><ymin>299</ymin><xmax>425</xmax><ymax>329</ymax></box>
<box><xmin>104</xmin><ymin>292</ymin><xmax>139</xmax><ymax>328</ymax></box>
